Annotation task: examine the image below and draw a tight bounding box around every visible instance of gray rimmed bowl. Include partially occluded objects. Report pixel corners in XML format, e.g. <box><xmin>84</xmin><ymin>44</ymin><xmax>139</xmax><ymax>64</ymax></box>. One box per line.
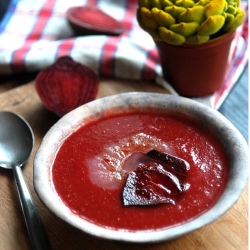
<box><xmin>33</xmin><ymin>92</ymin><xmax>248</xmax><ymax>243</ymax></box>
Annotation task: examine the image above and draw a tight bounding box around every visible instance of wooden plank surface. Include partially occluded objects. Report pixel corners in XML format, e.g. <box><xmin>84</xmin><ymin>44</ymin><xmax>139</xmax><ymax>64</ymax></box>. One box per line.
<box><xmin>0</xmin><ymin>78</ymin><xmax>248</xmax><ymax>250</ymax></box>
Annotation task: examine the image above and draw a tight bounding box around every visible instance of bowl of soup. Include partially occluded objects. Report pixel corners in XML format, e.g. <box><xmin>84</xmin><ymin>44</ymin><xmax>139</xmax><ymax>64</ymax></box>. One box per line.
<box><xmin>34</xmin><ymin>92</ymin><xmax>248</xmax><ymax>243</ymax></box>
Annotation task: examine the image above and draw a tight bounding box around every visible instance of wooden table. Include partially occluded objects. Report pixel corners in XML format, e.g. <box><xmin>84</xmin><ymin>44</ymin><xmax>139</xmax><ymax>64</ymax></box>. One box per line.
<box><xmin>0</xmin><ymin>74</ymin><xmax>248</xmax><ymax>250</ymax></box>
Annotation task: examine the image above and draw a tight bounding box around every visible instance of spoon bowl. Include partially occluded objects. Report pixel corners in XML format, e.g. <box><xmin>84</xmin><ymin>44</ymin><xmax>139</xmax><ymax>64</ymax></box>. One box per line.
<box><xmin>0</xmin><ymin>111</ymin><xmax>51</xmax><ymax>250</ymax></box>
<box><xmin>0</xmin><ymin>111</ymin><xmax>33</xmax><ymax>169</ymax></box>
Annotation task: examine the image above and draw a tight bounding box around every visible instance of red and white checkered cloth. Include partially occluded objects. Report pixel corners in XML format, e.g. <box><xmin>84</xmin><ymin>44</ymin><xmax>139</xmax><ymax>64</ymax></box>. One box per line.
<box><xmin>0</xmin><ymin>0</ymin><xmax>248</xmax><ymax>109</ymax></box>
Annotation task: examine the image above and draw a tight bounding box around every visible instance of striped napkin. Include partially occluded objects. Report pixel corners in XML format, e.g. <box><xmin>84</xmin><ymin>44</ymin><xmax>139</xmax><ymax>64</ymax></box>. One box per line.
<box><xmin>0</xmin><ymin>0</ymin><xmax>248</xmax><ymax>109</ymax></box>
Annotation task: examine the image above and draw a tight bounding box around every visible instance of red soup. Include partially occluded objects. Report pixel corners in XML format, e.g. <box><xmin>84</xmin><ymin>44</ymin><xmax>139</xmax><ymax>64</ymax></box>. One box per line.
<box><xmin>52</xmin><ymin>111</ymin><xmax>228</xmax><ymax>231</ymax></box>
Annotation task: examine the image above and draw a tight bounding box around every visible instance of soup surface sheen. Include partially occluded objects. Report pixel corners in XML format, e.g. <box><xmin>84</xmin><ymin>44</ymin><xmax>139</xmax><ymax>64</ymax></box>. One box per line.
<box><xmin>52</xmin><ymin>111</ymin><xmax>228</xmax><ymax>231</ymax></box>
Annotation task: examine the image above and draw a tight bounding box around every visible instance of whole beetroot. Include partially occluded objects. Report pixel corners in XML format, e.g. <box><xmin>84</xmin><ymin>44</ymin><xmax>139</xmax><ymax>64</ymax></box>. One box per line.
<box><xmin>35</xmin><ymin>56</ymin><xmax>99</xmax><ymax>116</ymax></box>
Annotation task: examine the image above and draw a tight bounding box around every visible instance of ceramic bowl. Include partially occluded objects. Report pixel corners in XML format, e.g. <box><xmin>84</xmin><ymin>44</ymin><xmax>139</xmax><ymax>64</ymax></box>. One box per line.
<box><xmin>34</xmin><ymin>92</ymin><xmax>248</xmax><ymax>243</ymax></box>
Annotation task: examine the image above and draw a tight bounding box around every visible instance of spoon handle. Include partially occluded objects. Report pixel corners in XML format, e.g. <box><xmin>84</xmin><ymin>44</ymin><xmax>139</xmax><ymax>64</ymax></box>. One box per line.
<box><xmin>12</xmin><ymin>165</ymin><xmax>52</xmax><ymax>250</ymax></box>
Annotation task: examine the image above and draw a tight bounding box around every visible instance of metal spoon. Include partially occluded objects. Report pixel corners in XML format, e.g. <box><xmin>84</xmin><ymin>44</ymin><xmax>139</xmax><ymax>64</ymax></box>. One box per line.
<box><xmin>0</xmin><ymin>111</ymin><xmax>51</xmax><ymax>250</ymax></box>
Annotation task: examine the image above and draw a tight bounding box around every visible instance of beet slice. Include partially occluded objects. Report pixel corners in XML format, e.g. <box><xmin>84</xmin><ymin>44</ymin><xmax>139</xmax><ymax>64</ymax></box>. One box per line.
<box><xmin>67</xmin><ymin>6</ymin><xmax>125</xmax><ymax>36</ymax></box>
<box><xmin>146</xmin><ymin>149</ymin><xmax>189</xmax><ymax>178</ymax></box>
<box><xmin>35</xmin><ymin>56</ymin><xmax>99</xmax><ymax>116</ymax></box>
<box><xmin>122</xmin><ymin>150</ymin><xmax>190</xmax><ymax>206</ymax></box>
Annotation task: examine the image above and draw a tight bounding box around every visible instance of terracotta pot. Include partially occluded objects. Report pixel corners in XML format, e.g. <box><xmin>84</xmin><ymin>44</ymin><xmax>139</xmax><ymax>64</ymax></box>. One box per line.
<box><xmin>155</xmin><ymin>31</ymin><xmax>236</xmax><ymax>97</ymax></box>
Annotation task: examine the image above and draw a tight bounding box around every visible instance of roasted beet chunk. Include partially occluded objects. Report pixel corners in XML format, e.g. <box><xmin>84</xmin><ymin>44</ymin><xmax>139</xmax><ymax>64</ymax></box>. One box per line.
<box><xmin>147</xmin><ymin>149</ymin><xmax>189</xmax><ymax>178</ymax></box>
<box><xmin>122</xmin><ymin>150</ymin><xmax>190</xmax><ymax>206</ymax></box>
